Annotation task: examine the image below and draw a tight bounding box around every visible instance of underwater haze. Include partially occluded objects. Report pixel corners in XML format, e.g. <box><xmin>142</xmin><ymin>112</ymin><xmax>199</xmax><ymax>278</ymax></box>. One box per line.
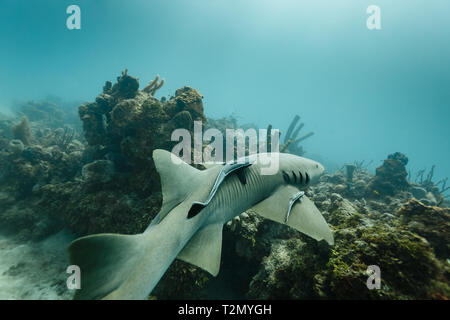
<box><xmin>1</xmin><ymin>0</ymin><xmax>449</xmax><ymax>177</ymax></box>
<box><xmin>0</xmin><ymin>0</ymin><xmax>449</xmax><ymax>301</ymax></box>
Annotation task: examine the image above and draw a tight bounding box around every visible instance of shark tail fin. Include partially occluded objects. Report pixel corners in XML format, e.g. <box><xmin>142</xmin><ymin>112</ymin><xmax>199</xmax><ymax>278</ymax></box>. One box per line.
<box><xmin>68</xmin><ymin>233</ymin><xmax>146</xmax><ymax>300</ymax></box>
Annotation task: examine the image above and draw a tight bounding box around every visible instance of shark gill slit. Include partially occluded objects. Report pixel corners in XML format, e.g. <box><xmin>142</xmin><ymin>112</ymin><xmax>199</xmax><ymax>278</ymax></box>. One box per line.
<box><xmin>292</xmin><ymin>171</ymin><xmax>297</xmax><ymax>183</ymax></box>
<box><xmin>305</xmin><ymin>172</ymin><xmax>310</xmax><ymax>184</ymax></box>
<box><xmin>299</xmin><ymin>171</ymin><xmax>303</xmax><ymax>184</ymax></box>
<box><xmin>282</xmin><ymin>171</ymin><xmax>290</xmax><ymax>183</ymax></box>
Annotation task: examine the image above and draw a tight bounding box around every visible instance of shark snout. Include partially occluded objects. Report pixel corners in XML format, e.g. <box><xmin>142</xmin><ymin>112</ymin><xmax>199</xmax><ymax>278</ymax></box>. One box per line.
<box><xmin>317</xmin><ymin>162</ymin><xmax>325</xmax><ymax>175</ymax></box>
<box><xmin>308</xmin><ymin>160</ymin><xmax>325</xmax><ymax>183</ymax></box>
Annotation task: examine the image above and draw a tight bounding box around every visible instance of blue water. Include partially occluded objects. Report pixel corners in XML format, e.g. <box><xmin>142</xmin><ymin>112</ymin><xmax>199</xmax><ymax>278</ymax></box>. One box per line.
<box><xmin>1</xmin><ymin>0</ymin><xmax>449</xmax><ymax>179</ymax></box>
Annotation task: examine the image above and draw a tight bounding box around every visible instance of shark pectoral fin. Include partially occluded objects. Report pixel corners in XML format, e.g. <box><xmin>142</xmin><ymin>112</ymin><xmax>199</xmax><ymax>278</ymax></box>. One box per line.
<box><xmin>250</xmin><ymin>185</ymin><xmax>334</xmax><ymax>245</ymax></box>
<box><xmin>176</xmin><ymin>223</ymin><xmax>223</xmax><ymax>276</ymax></box>
<box><xmin>286</xmin><ymin>194</ymin><xmax>334</xmax><ymax>245</ymax></box>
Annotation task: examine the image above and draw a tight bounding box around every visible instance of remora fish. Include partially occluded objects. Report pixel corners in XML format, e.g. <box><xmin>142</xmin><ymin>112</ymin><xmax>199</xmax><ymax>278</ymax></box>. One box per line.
<box><xmin>68</xmin><ymin>150</ymin><xmax>334</xmax><ymax>300</ymax></box>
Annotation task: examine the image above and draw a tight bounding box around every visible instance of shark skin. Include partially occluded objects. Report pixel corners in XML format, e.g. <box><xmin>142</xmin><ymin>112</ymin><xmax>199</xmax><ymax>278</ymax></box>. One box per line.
<box><xmin>68</xmin><ymin>150</ymin><xmax>333</xmax><ymax>300</ymax></box>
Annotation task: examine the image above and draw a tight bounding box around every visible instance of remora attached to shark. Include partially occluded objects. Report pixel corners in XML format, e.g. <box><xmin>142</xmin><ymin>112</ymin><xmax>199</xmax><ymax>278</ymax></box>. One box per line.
<box><xmin>68</xmin><ymin>150</ymin><xmax>334</xmax><ymax>300</ymax></box>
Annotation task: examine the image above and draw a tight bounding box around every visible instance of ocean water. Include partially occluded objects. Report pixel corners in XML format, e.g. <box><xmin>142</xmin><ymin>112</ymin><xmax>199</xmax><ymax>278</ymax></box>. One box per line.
<box><xmin>1</xmin><ymin>0</ymin><xmax>449</xmax><ymax>177</ymax></box>
<box><xmin>0</xmin><ymin>0</ymin><xmax>449</xmax><ymax>301</ymax></box>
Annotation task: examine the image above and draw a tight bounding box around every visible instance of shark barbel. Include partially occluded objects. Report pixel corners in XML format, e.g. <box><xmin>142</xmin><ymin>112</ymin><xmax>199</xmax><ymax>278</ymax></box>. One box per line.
<box><xmin>68</xmin><ymin>149</ymin><xmax>334</xmax><ymax>299</ymax></box>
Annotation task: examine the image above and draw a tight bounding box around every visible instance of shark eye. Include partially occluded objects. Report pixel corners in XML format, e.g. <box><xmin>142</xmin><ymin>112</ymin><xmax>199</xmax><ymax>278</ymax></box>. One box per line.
<box><xmin>305</xmin><ymin>172</ymin><xmax>310</xmax><ymax>185</ymax></box>
<box><xmin>315</xmin><ymin>164</ymin><xmax>319</xmax><ymax>168</ymax></box>
<box><xmin>298</xmin><ymin>171</ymin><xmax>303</xmax><ymax>184</ymax></box>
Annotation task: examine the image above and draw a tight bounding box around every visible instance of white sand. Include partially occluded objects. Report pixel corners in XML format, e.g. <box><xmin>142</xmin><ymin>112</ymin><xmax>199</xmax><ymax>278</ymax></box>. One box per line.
<box><xmin>0</xmin><ymin>229</ymin><xmax>75</xmax><ymax>300</ymax></box>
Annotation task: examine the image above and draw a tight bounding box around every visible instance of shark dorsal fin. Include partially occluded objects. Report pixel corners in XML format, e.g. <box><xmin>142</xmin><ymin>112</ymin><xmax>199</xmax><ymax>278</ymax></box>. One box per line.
<box><xmin>151</xmin><ymin>149</ymin><xmax>203</xmax><ymax>225</ymax></box>
<box><xmin>249</xmin><ymin>185</ymin><xmax>334</xmax><ymax>245</ymax></box>
<box><xmin>176</xmin><ymin>223</ymin><xmax>223</xmax><ymax>276</ymax></box>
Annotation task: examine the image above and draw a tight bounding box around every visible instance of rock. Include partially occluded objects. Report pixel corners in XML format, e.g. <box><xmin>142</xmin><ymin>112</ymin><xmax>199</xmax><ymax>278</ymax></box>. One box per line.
<box><xmin>411</xmin><ymin>186</ymin><xmax>427</xmax><ymax>199</ymax></box>
<box><xmin>173</xmin><ymin>87</ymin><xmax>206</xmax><ymax>122</ymax></box>
<box><xmin>330</xmin><ymin>192</ymin><xmax>343</xmax><ymax>202</ymax></box>
<box><xmin>367</xmin><ymin>152</ymin><xmax>409</xmax><ymax>196</ymax></box>
<box><xmin>419</xmin><ymin>198</ymin><xmax>435</xmax><ymax>206</ymax></box>
<box><xmin>425</xmin><ymin>192</ymin><xmax>437</xmax><ymax>206</ymax></box>
<box><xmin>328</xmin><ymin>196</ymin><xmax>359</xmax><ymax>226</ymax></box>
<box><xmin>397</xmin><ymin>199</ymin><xmax>450</xmax><ymax>259</ymax></box>
<box><xmin>8</xmin><ymin>139</ymin><xmax>24</xmax><ymax>155</ymax></box>
<box><xmin>350</xmin><ymin>179</ymin><xmax>367</xmax><ymax>198</ymax></box>
<box><xmin>354</xmin><ymin>179</ymin><xmax>366</xmax><ymax>190</ymax></box>
<box><xmin>11</xmin><ymin>117</ymin><xmax>32</xmax><ymax>146</ymax></box>
<box><xmin>248</xmin><ymin>239</ymin><xmax>308</xmax><ymax>299</ymax></box>
<box><xmin>333</xmin><ymin>184</ymin><xmax>346</xmax><ymax>194</ymax></box>
<box><xmin>81</xmin><ymin>160</ymin><xmax>115</xmax><ymax>184</ymax></box>
<box><xmin>387</xmin><ymin>152</ymin><xmax>408</xmax><ymax>166</ymax></box>
<box><xmin>327</xmin><ymin>172</ymin><xmax>345</xmax><ymax>184</ymax></box>
<box><xmin>115</xmin><ymin>70</ymin><xmax>139</xmax><ymax>99</ymax></box>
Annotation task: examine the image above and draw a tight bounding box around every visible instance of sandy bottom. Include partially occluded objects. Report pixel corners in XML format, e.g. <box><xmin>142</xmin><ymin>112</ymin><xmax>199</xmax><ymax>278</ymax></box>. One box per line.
<box><xmin>0</xmin><ymin>229</ymin><xmax>75</xmax><ymax>300</ymax></box>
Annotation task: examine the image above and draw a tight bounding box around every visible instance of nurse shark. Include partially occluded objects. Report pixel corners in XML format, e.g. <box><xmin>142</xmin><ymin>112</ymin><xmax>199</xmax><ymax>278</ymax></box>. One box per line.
<box><xmin>68</xmin><ymin>149</ymin><xmax>334</xmax><ymax>299</ymax></box>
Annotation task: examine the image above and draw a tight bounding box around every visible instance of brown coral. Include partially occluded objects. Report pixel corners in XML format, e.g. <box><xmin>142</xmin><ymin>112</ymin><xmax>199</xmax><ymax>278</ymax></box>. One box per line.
<box><xmin>398</xmin><ymin>198</ymin><xmax>450</xmax><ymax>259</ymax></box>
<box><xmin>367</xmin><ymin>153</ymin><xmax>410</xmax><ymax>196</ymax></box>
<box><xmin>11</xmin><ymin>117</ymin><xmax>32</xmax><ymax>146</ymax></box>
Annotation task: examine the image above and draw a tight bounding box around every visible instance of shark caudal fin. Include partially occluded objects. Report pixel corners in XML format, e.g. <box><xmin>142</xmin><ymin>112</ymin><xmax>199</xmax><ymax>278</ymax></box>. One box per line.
<box><xmin>250</xmin><ymin>185</ymin><xmax>334</xmax><ymax>245</ymax></box>
<box><xmin>68</xmin><ymin>233</ymin><xmax>147</xmax><ymax>300</ymax></box>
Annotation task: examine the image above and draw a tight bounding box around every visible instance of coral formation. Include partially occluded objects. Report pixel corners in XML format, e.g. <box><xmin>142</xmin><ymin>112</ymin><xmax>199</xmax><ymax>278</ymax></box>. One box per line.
<box><xmin>2</xmin><ymin>71</ymin><xmax>211</xmax><ymax>297</ymax></box>
<box><xmin>279</xmin><ymin>114</ymin><xmax>314</xmax><ymax>155</ymax></box>
<box><xmin>143</xmin><ymin>74</ymin><xmax>165</xmax><ymax>96</ymax></box>
<box><xmin>35</xmin><ymin>70</ymin><xmax>208</xmax><ymax>236</ymax></box>
<box><xmin>11</xmin><ymin>117</ymin><xmax>32</xmax><ymax>146</ymax></box>
<box><xmin>1</xmin><ymin>71</ymin><xmax>448</xmax><ymax>300</ymax></box>
<box><xmin>221</xmin><ymin>152</ymin><xmax>449</xmax><ymax>300</ymax></box>
<box><xmin>230</xmin><ymin>171</ymin><xmax>449</xmax><ymax>300</ymax></box>
<box><xmin>398</xmin><ymin>199</ymin><xmax>449</xmax><ymax>259</ymax></box>
<box><xmin>367</xmin><ymin>152</ymin><xmax>410</xmax><ymax>196</ymax></box>
<box><xmin>409</xmin><ymin>165</ymin><xmax>449</xmax><ymax>205</ymax></box>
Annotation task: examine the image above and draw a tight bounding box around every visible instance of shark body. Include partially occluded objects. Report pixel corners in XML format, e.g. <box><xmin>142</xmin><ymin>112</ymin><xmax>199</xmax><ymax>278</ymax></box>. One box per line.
<box><xmin>68</xmin><ymin>150</ymin><xmax>333</xmax><ymax>300</ymax></box>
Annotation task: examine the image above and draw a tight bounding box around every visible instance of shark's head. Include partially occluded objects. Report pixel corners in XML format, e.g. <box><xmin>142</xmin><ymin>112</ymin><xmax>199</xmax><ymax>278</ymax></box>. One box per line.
<box><xmin>272</xmin><ymin>153</ymin><xmax>324</xmax><ymax>185</ymax></box>
<box><xmin>303</xmin><ymin>157</ymin><xmax>325</xmax><ymax>182</ymax></box>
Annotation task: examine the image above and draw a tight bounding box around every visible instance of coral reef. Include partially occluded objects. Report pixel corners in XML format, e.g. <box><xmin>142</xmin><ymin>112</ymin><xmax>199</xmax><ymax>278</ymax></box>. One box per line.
<box><xmin>205</xmin><ymin>113</ymin><xmax>314</xmax><ymax>157</ymax></box>
<box><xmin>1</xmin><ymin>70</ymin><xmax>448</xmax><ymax>300</ymax></box>
<box><xmin>0</xmin><ymin>70</ymin><xmax>213</xmax><ymax>298</ymax></box>
<box><xmin>33</xmin><ymin>70</ymin><xmax>208</xmax><ymax>236</ymax></box>
<box><xmin>409</xmin><ymin>165</ymin><xmax>449</xmax><ymax>205</ymax></box>
<box><xmin>14</xmin><ymin>98</ymin><xmax>81</xmax><ymax>131</ymax></box>
<box><xmin>397</xmin><ymin>199</ymin><xmax>449</xmax><ymax>259</ymax></box>
<box><xmin>367</xmin><ymin>152</ymin><xmax>410</xmax><ymax>196</ymax></box>
<box><xmin>229</xmin><ymin>170</ymin><xmax>449</xmax><ymax>300</ymax></box>
<box><xmin>221</xmin><ymin>152</ymin><xmax>449</xmax><ymax>300</ymax></box>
